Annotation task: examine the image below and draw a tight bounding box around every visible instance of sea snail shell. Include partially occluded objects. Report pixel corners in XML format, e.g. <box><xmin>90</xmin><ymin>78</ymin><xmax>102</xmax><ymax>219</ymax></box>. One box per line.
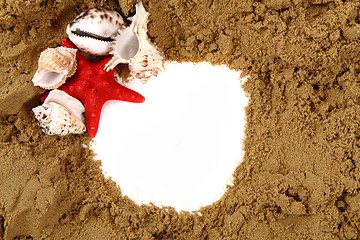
<box><xmin>66</xmin><ymin>8</ymin><xmax>125</xmax><ymax>55</ymax></box>
<box><xmin>32</xmin><ymin>90</ymin><xmax>86</xmax><ymax>136</ymax></box>
<box><xmin>33</xmin><ymin>102</ymin><xmax>86</xmax><ymax>136</ymax></box>
<box><xmin>31</xmin><ymin>47</ymin><xmax>77</xmax><ymax>90</ymax></box>
<box><xmin>104</xmin><ymin>2</ymin><xmax>165</xmax><ymax>82</ymax></box>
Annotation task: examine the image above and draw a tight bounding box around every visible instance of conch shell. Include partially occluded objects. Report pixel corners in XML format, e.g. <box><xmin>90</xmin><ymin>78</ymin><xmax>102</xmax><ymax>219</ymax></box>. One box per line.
<box><xmin>32</xmin><ymin>47</ymin><xmax>77</xmax><ymax>90</ymax></box>
<box><xmin>32</xmin><ymin>89</ymin><xmax>86</xmax><ymax>136</ymax></box>
<box><xmin>104</xmin><ymin>2</ymin><xmax>164</xmax><ymax>82</ymax></box>
<box><xmin>33</xmin><ymin>102</ymin><xmax>86</xmax><ymax>136</ymax></box>
<box><xmin>66</xmin><ymin>8</ymin><xmax>125</xmax><ymax>55</ymax></box>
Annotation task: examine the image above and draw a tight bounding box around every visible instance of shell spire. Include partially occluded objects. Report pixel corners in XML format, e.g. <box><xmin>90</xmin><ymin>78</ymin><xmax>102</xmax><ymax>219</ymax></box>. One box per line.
<box><xmin>31</xmin><ymin>47</ymin><xmax>77</xmax><ymax>90</ymax></box>
<box><xmin>104</xmin><ymin>2</ymin><xmax>165</xmax><ymax>82</ymax></box>
<box><xmin>33</xmin><ymin>90</ymin><xmax>86</xmax><ymax>136</ymax></box>
<box><xmin>33</xmin><ymin>102</ymin><xmax>86</xmax><ymax>136</ymax></box>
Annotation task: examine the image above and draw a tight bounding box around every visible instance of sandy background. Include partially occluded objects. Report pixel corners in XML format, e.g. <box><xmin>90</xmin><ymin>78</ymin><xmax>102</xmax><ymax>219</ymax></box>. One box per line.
<box><xmin>1</xmin><ymin>0</ymin><xmax>360</xmax><ymax>239</ymax></box>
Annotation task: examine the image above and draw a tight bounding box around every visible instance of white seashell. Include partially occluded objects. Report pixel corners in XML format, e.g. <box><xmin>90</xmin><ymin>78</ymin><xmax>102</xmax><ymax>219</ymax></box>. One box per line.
<box><xmin>32</xmin><ymin>47</ymin><xmax>77</xmax><ymax>90</ymax></box>
<box><xmin>44</xmin><ymin>89</ymin><xmax>85</xmax><ymax>122</ymax></box>
<box><xmin>32</xmin><ymin>102</ymin><xmax>86</xmax><ymax>136</ymax></box>
<box><xmin>67</xmin><ymin>8</ymin><xmax>125</xmax><ymax>55</ymax></box>
<box><xmin>128</xmin><ymin>45</ymin><xmax>165</xmax><ymax>83</ymax></box>
<box><xmin>104</xmin><ymin>2</ymin><xmax>165</xmax><ymax>82</ymax></box>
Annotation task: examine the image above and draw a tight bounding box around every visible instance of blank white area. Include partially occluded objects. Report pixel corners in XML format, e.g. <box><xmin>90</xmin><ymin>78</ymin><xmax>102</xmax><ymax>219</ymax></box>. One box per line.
<box><xmin>91</xmin><ymin>61</ymin><xmax>248</xmax><ymax>212</ymax></box>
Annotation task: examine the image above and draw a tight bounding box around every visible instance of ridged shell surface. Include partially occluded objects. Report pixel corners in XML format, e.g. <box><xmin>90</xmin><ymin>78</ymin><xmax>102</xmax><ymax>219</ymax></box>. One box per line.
<box><xmin>128</xmin><ymin>8</ymin><xmax>164</xmax><ymax>83</ymax></box>
<box><xmin>32</xmin><ymin>47</ymin><xmax>77</xmax><ymax>90</ymax></box>
<box><xmin>67</xmin><ymin>8</ymin><xmax>125</xmax><ymax>55</ymax></box>
<box><xmin>129</xmin><ymin>49</ymin><xmax>164</xmax><ymax>83</ymax></box>
<box><xmin>32</xmin><ymin>102</ymin><xmax>86</xmax><ymax>136</ymax></box>
<box><xmin>104</xmin><ymin>2</ymin><xmax>164</xmax><ymax>82</ymax></box>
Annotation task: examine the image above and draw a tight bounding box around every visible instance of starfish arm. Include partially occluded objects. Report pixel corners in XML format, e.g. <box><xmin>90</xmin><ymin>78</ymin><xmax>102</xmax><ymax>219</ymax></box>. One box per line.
<box><xmin>83</xmin><ymin>101</ymin><xmax>105</xmax><ymax>138</ymax></box>
<box><xmin>108</xmin><ymin>84</ymin><xmax>145</xmax><ymax>103</ymax></box>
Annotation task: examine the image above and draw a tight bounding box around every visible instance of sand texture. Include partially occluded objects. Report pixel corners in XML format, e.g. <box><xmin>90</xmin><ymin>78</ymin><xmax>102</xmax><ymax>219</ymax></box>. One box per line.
<box><xmin>1</xmin><ymin>0</ymin><xmax>360</xmax><ymax>239</ymax></box>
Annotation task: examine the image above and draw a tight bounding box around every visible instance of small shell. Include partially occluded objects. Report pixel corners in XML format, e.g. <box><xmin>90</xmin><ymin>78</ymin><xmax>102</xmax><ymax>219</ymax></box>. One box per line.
<box><xmin>32</xmin><ymin>47</ymin><xmax>77</xmax><ymax>90</ymax></box>
<box><xmin>128</xmin><ymin>37</ymin><xmax>165</xmax><ymax>83</ymax></box>
<box><xmin>104</xmin><ymin>2</ymin><xmax>164</xmax><ymax>82</ymax></box>
<box><xmin>45</xmin><ymin>89</ymin><xmax>85</xmax><ymax>122</ymax></box>
<box><xmin>67</xmin><ymin>8</ymin><xmax>125</xmax><ymax>55</ymax></box>
<box><xmin>32</xmin><ymin>102</ymin><xmax>86</xmax><ymax>136</ymax></box>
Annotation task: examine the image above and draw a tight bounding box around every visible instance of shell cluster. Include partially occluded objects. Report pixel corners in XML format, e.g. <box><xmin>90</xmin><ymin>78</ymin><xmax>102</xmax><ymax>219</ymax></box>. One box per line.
<box><xmin>32</xmin><ymin>47</ymin><xmax>77</xmax><ymax>90</ymax></box>
<box><xmin>32</xmin><ymin>2</ymin><xmax>163</xmax><ymax>136</ymax></box>
<box><xmin>65</xmin><ymin>2</ymin><xmax>164</xmax><ymax>81</ymax></box>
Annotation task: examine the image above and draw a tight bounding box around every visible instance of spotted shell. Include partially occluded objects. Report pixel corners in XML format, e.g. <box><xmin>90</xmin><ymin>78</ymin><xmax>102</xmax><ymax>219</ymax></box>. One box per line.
<box><xmin>128</xmin><ymin>35</ymin><xmax>165</xmax><ymax>83</ymax></box>
<box><xmin>32</xmin><ymin>102</ymin><xmax>86</xmax><ymax>136</ymax></box>
<box><xmin>67</xmin><ymin>8</ymin><xmax>125</xmax><ymax>55</ymax></box>
<box><xmin>104</xmin><ymin>2</ymin><xmax>164</xmax><ymax>82</ymax></box>
<box><xmin>44</xmin><ymin>89</ymin><xmax>86</xmax><ymax>122</ymax></box>
<box><xmin>31</xmin><ymin>47</ymin><xmax>77</xmax><ymax>90</ymax></box>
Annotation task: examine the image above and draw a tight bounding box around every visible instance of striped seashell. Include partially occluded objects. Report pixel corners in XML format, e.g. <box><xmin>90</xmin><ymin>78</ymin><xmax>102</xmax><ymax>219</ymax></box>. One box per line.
<box><xmin>32</xmin><ymin>102</ymin><xmax>86</xmax><ymax>136</ymax></box>
<box><xmin>32</xmin><ymin>47</ymin><xmax>77</xmax><ymax>90</ymax></box>
<box><xmin>67</xmin><ymin>8</ymin><xmax>125</xmax><ymax>55</ymax></box>
<box><xmin>104</xmin><ymin>2</ymin><xmax>164</xmax><ymax>82</ymax></box>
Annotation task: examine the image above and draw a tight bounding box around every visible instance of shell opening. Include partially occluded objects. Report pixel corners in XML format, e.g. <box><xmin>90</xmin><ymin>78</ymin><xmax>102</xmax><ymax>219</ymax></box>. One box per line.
<box><xmin>31</xmin><ymin>47</ymin><xmax>77</xmax><ymax>89</ymax></box>
<box><xmin>45</xmin><ymin>89</ymin><xmax>86</xmax><ymax>122</ymax></box>
<box><xmin>33</xmin><ymin>71</ymin><xmax>66</xmax><ymax>89</ymax></box>
<box><xmin>66</xmin><ymin>8</ymin><xmax>125</xmax><ymax>55</ymax></box>
<box><xmin>71</xmin><ymin>29</ymin><xmax>114</xmax><ymax>42</ymax></box>
<box><xmin>115</xmin><ymin>29</ymin><xmax>140</xmax><ymax>61</ymax></box>
<box><xmin>104</xmin><ymin>1</ymin><xmax>164</xmax><ymax>80</ymax></box>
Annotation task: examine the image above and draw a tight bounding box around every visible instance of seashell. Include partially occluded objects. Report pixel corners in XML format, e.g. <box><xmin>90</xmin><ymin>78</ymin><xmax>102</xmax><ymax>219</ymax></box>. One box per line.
<box><xmin>67</xmin><ymin>8</ymin><xmax>125</xmax><ymax>55</ymax></box>
<box><xmin>44</xmin><ymin>89</ymin><xmax>86</xmax><ymax>122</ymax></box>
<box><xmin>32</xmin><ymin>89</ymin><xmax>86</xmax><ymax>136</ymax></box>
<box><xmin>128</xmin><ymin>46</ymin><xmax>165</xmax><ymax>83</ymax></box>
<box><xmin>32</xmin><ymin>102</ymin><xmax>86</xmax><ymax>136</ymax></box>
<box><xmin>32</xmin><ymin>47</ymin><xmax>77</xmax><ymax>90</ymax></box>
<box><xmin>104</xmin><ymin>2</ymin><xmax>165</xmax><ymax>82</ymax></box>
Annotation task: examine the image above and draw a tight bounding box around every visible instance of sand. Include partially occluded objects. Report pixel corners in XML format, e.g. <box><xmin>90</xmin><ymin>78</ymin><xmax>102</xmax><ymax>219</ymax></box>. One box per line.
<box><xmin>1</xmin><ymin>0</ymin><xmax>360</xmax><ymax>239</ymax></box>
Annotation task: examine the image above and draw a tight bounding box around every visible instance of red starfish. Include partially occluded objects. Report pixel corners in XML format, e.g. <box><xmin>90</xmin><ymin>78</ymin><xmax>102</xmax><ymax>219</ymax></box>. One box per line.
<box><xmin>42</xmin><ymin>38</ymin><xmax>145</xmax><ymax>138</ymax></box>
